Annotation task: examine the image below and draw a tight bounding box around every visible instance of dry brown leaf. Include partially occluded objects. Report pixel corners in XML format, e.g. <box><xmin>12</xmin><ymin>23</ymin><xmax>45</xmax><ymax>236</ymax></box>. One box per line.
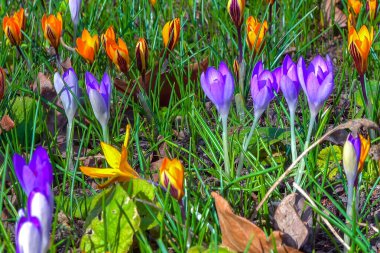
<box><xmin>212</xmin><ymin>192</ymin><xmax>302</xmax><ymax>253</ymax></box>
<box><xmin>114</xmin><ymin>58</ymin><xmax>209</xmax><ymax>107</ymax></box>
<box><xmin>322</xmin><ymin>0</ymin><xmax>347</xmax><ymax>27</ymax></box>
<box><xmin>32</xmin><ymin>72</ymin><xmax>56</xmax><ymax>101</ymax></box>
<box><xmin>61</xmin><ymin>58</ymin><xmax>72</xmax><ymax>70</ymax></box>
<box><xmin>0</xmin><ymin>115</ymin><xmax>15</xmax><ymax>131</ymax></box>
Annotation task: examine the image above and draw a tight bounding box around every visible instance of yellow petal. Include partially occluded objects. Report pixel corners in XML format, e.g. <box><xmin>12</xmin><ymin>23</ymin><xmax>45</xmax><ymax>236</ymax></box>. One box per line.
<box><xmin>80</xmin><ymin>167</ymin><xmax>118</xmax><ymax>178</ymax></box>
<box><xmin>100</xmin><ymin>141</ymin><xmax>121</xmax><ymax>169</ymax></box>
<box><xmin>123</xmin><ymin>125</ymin><xmax>131</xmax><ymax>147</ymax></box>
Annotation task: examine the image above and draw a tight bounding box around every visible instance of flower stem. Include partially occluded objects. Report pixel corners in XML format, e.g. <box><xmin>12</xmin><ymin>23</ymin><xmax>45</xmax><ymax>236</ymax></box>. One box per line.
<box><xmin>16</xmin><ymin>45</ymin><xmax>31</xmax><ymax>70</ymax></box>
<box><xmin>294</xmin><ymin>113</ymin><xmax>316</xmax><ymax>187</ymax></box>
<box><xmin>290</xmin><ymin>107</ymin><xmax>297</xmax><ymax>163</ymax></box>
<box><xmin>221</xmin><ymin>114</ymin><xmax>231</xmax><ymax>176</ymax></box>
<box><xmin>237</xmin><ymin>26</ymin><xmax>243</xmax><ymax>63</ymax></box>
<box><xmin>102</xmin><ymin>124</ymin><xmax>109</xmax><ymax>144</ymax></box>
<box><xmin>344</xmin><ymin>183</ymin><xmax>355</xmax><ymax>252</ymax></box>
<box><xmin>66</xmin><ymin>120</ymin><xmax>74</xmax><ymax>170</ymax></box>
<box><xmin>359</xmin><ymin>74</ymin><xmax>368</xmax><ymax>106</ymax></box>
<box><xmin>237</xmin><ymin>115</ymin><xmax>260</xmax><ymax>177</ymax></box>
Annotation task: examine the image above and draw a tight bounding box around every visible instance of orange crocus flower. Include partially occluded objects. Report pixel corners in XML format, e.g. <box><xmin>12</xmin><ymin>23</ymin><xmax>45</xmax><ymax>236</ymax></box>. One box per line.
<box><xmin>135</xmin><ymin>38</ymin><xmax>149</xmax><ymax>75</ymax></box>
<box><xmin>101</xmin><ymin>26</ymin><xmax>116</xmax><ymax>45</ymax></box>
<box><xmin>246</xmin><ymin>16</ymin><xmax>268</xmax><ymax>54</ymax></box>
<box><xmin>348</xmin><ymin>25</ymin><xmax>374</xmax><ymax>76</ymax></box>
<box><xmin>348</xmin><ymin>0</ymin><xmax>363</xmax><ymax>15</ymax></box>
<box><xmin>106</xmin><ymin>38</ymin><xmax>130</xmax><ymax>75</ymax></box>
<box><xmin>41</xmin><ymin>13</ymin><xmax>63</xmax><ymax>50</ymax></box>
<box><xmin>367</xmin><ymin>0</ymin><xmax>378</xmax><ymax>21</ymax></box>
<box><xmin>2</xmin><ymin>8</ymin><xmax>25</xmax><ymax>46</ymax></box>
<box><xmin>159</xmin><ymin>157</ymin><xmax>184</xmax><ymax>200</ymax></box>
<box><xmin>358</xmin><ymin>134</ymin><xmax>370</xmax><ymax>174</ymax></box>
<box><xmin>162</xmin><ymin>18</ymin><xmax>180</xmax><ymax>50</ymax></box>
<box><xmin>76</xmin><ymin>29</ymin><xmax>100</xmax><ymax>64</ymax></box>
<box><xmin>80</xmin><ymin>125</ymin><xmax>139</xmax><ymax>189</ymax></box>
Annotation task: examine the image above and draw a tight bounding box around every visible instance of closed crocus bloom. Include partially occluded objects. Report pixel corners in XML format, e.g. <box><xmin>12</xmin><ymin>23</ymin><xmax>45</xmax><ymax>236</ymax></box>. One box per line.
<box><xmin>266</xmin><ymin>0</ymin><xmax>275</xmax><ymax>4</ymax></box>
<box><xmin>343</xmin><ymin>133</ymin><xmax>361</xmax><ymax>186</ymax></box>
<box><xmin>348</xmin><ymin>25</ymin><xmax>374</xmax><ymax>76</ymax></box>
<box><xmin>41</xmin><ymin>13</ymin><xmax>62</xmax><ymax>49</ymax></box>
<box><xmin>297</xmin><ymin>55</ymin><xmax>334</xmax><ymax>116</ymax></box>
<box><xmin>0</xmin><ymin>68</ymin><xmax>5</xmax><ymax>100</ymax></box>
<box><xmin>274</xmin><ymin>55</ymin><xmax>300</xmax><ymax>111</ymax></box>
<box><xmin>149</xmin><ymin>0</ymin><xmax>157</xmax><ymax>7</ymax></box>
<box><xmin>227</xmin><ymin>0</ymin><xmax>245</xmax><ymax>27</ymax></box>
<box><xmin>85</xmin><ymin>72</ymin><xmax>111</xmax><ymax>128</ymax></box>
<box><xmin>106</xmin><ymin>38</ymin><xmax>130</xmax><ymax>75</ymax></box>
<box><xmin>16</xmin><ymin>214</ymin><xmax>43</xmax><ymax>253</ymax></box>
<box><xmin>2</xmin><ymin>8</ymin><xmax>25</xmax><ymax>46</ymax></box>
<box><xmin>246</xmin><ymin>16</ymin><xmax>268</xmax><ymax>54</ymax></box>
<box><xmin>162</xmin><ymin>18</ymin><xmax>180</xmax><ymax>50</ymax></box>
<box><xmin>358</xmin><ymin>134</ymin><xmax>370</xmax><ymax>174</ymax></box>
<box><xmin>200</xmin><ymin>61</ymin><xmax>235</xmax><ymax>117</ymax></box>
<box><xmin>250</xmin><ymin>61</ymin><xmax>277</xmax><ymax>118</ymax></box>
<box><xmin>159</xmin><ymin>157</ymin><xmax>184</xmax><ymax>200</ymax></box>
<box><xmin>69</xmin><ymin>0</ymin><xmax>81</xmax><ymax>25</ymax></box>
<box><xmin>348</xmin><ymin>0</ymin><xmax>363</xmax><ymax>15</ymax></box>
<box><xmin>12</xmin><ymin>146</ymin><xmax>53</xmax><ymax>197</ymax></box>
<box><xmin>76</xmin><ymin>29</ymin><xmax>100</xmax><ymax>64</ymax></box>
<box><xmin>367</xmin><ymin>0</ymin><xmax>378</xmax><ymax>20</ymax></box>
<box><xmin>135</xmin><ymin>38</ymin><xmax>149</xmax><ymax>75</ymax></box>
<box><xmin>53</xmin><ymin>68</ymin><xmax>79</xmax><ymax>123</ymax></box>
<box><xmin>101</xmin><ymin>26</ymin><xmax>116</xmax><ymax>45</ymax></box>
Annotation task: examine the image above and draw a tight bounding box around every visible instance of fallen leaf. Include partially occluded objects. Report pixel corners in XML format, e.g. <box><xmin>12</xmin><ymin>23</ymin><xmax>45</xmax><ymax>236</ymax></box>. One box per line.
<box><xmin>322</xmin><ymin>0</ymin><xmax>347</xmax><ymax>28</ymax></box>
<box><xmin>114</xmin><ymin>58</ymin><xmax>208</xmax><ymax>107</ymax></box>
<box><xmin>32</xmin><ymin>72</ymin><xmax>56</xmax><ymax>101</ymax></box>
<box><xmin>0</xmin><ymin>115</ymin><xmax>15</xmax><ymax>131</ymax></box>
<box><xmin>212</xmin><ymin>192</ymin><xmax>302</xmax><ymax>253</ymax></box>
<box><xmin>273</xmin><ymin>193</ymin><xmax>313</xmax><ymax>249</ymax></box>
<box><xmin>61</xmin><ymin>58</ymin><xmax>72</xmax><ymax>70</ymax></box>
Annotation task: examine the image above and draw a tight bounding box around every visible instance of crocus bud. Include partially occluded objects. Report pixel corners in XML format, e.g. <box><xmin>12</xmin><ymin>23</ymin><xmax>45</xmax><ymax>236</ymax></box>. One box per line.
<box><xmin>76</xmin><ymin>29</ymin><xmax>100</xmax><ymax>64</ymax></box>
<box><xmin>106</xmin><ymin>38</ymin><xmax>130</xmax><ymax>75</ymax></box>
<box><xmin>348</xmin><ymin>25</ymin><xmax>374</xmax><ymax>76</ymax></box>
<box><xmin>85</xmin><ymin>72</ymin><xmax>111</xmax><ymax>128</ymax></box>
<box><xmin>367</xmin><ymin>0</ymin><xmax>378</xmax><ymax>21</ymax></box>
<box><xmin>348</xmin><ymin>0</ymin><xmax>363</xmax><ymax>16</ymax></box>
<box><xmin>53</xmin><ymin>68</ymin><xmax>79</xmax><ymax>124</ymax></box>
<box><xmin>41</xmin><ymin>13</ymin><xmax>63</xmax><ymax>50</ymax></box>
<box><xmin>297</xmin><ymin>55</ymin><xmax>334</xmax><ymax>116</ymax></box>
<box><xmin>101</xmin><ymin>26</ymin><xmax>116</xmax><ymax>45</ymax></box>
<box><xmin>149</xmin><ymin>0</ymin><xmax>157</xmax><ymax>7</ymax></box>
<box><xmin>358</xmin><ymin>134</ymin><xmax>370</xmax><ymax>174</ymax></box>
<box><xmin>16</xmin><ymin>215</ymin><xmax>43</xmax><ymax>253</ymax></box>
<box><xmin>159</xmin><ymin>157</ymin><xmax>184</xmax><ymax>200</ymax></box>
<box><xmin>250</xmin><ymin>61</ymin><xmax>277</xmax><ymax>118</ymax></box>
<box><xmin>246</xmin><ymin>16</ymin><xmax>268</xmax><ymax>54</ymax></box>
<box><xmin>233</xmin><ymin>59</ymin><xmax>240</xmax><ymax>80</ymax></box>
<box><xmin>12</xmin><ymin>146</ymin><xmax>54</xmax><ymax>196</ymax></box>
<box><xmin>227</xmin><ymin>0</ymin><xmax>245</xmax><ymax>27</ymax></box>
<box><xmin>162</xmin><ymin>18</ymin><xmax>180</xmax><ymax>50</ymax></box>
<box><xmin>69</xmin><ymin>0</ymin><xmax>81</xmax><ymax>26</ymax></box>
<box><xmin>343</xmin><ymin>133</ymin><xmax>361</xmax><ymax>186</ymax></box>
<box><xmin>274</xmin><ymin>55</ymin><xmax>300</xmax><ymax>111</ymax></box>
<box><xmin>135</xmin><ymin>38</ymin><xmax>149</xmax><ymax>76</ymax></box>
<box><xmin>0</xmin><ymin>68</ymin><xmax>5</xmax><ymax>100</ymax></box>
<box><xmin>2</xmin><ymin>8</ymin><xmax>25</xmax><ymax>46</ymax></box>
<box><xmin>200</xmin><ymin>61</ymin><xmax>235</xmax><ymax>117</ymax></box>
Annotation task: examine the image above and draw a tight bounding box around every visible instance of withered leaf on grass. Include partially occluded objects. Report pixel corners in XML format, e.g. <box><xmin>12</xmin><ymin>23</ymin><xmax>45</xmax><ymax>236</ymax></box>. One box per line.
<box><xmin>114</xmin><ymin>58</ymin><xmax>208</xmax><ymax>107</ymax></box>
<box><xmin>322</xmin><ymin>0</ymin><xmax>347</xmax><ymax>27</ymax></box>
<box><xmin>0</xmin><ymin>115</ymin><xmax>15</xmax><ymax>132</ymax></box>
<box><xmin>212</xmin><ymin>192</ymin><xmax>301</xmax><ymax>253</ymax></box>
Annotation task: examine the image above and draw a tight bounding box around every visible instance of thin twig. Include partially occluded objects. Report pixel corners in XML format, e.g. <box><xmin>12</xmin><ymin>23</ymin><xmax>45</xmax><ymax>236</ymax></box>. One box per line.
<box><xmin>60</xmin><ymin>37</ymin><xmax>76</xmax><ymax>52</ymax></box>
<box><xmin>293</xmin><ymin>182</ymin><xmax>350</xmax><ymax>251</ymax></box>
<box><xmin>256</xmin><ymin>119</ymin><xmax>379</xmax><ymax>211</ymax></box>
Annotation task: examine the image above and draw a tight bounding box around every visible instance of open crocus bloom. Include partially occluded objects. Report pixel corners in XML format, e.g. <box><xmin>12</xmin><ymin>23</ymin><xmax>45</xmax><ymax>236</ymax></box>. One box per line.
<box><xmin>80</xmin><ymin>125</ymin><xmax>139</xmax><ymax>189</ymax></box>
<box><xmin>106</xmin><ymin>38</ymin><xmax>130</xmax><ymax>75</ymax></box>
<box><xmin>2</xmin><ymin>8</ymin><xmax>25</xmax><ymax>46</ymax></box>
<box><xmin>76</xmin><ymin>29</ymin><xmax>99</xmax><ymax>64</ymax></box>
<box><xmin>41</xmin><ymin>13</ymin><xmax>62</xmax><ymax>49</ymax></box>
<box><xmin>297</xmin><ymin>55</ymin><xmax>334</xmax><ymax>116</ymax></box>
<box><xmin>348</xmin><ymin>25</ymin><xmax>374</xmax><ymax>76</ymax></box>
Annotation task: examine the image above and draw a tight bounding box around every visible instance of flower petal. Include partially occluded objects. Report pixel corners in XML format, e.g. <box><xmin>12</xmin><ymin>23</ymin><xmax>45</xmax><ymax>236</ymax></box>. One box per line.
<box><xmin>100</xmin><ymin>142</ymin><xmax>121</xmax><ymax>169</ymax></box>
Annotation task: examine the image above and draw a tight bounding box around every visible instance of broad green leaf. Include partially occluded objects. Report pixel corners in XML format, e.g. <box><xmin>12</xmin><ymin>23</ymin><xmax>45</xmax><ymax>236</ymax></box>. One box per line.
<box><xmin>80</xmin><ymin>185</ymin><xmax>140</xmax><ymax>253</ymax></box>
<box><xmin>317</xmin><ymin>145</ymin><xmax>342</xmax><ymax>181</ymax></box>
<box><xmin>122</xmin><ymin>179</ymin><xmax>162</xmax><ymax>230</ymax></box>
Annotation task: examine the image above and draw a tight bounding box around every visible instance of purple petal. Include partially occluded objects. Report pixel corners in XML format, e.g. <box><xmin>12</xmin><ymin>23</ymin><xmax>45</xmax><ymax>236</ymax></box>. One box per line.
<box><xmin>16</xmin><ymin>216</ymin><xmax>42</xmax><ymax>253</ymax></box>
<box><xmin>297</xmin><ymin>57</ymin><xmax>307</xmax><ymax>93</ymax></box>
<box><xmin>85</xmin><ymin>71</ymin><xmax>99</xmax><ymax>95</ymax></box>
<box><xmin>273</xmin><ymin>67</ymin><xmax>282</xmax><ymax>89</ymax></box>
<box><xmin>306</xmin><ymin>73</ymin><xmax>321</xmax><ymax>112</ymax></box>
<box><xmin>100</xmin><ymin>72</ymin><xmax>111</xmax><ymax>110</ymax></box>
<box><xmin>63</xmin><ymin>68</ymin><xmax>79</xmax><ymax>96</ymax></box>
<box><xmin>252</xmin><ymin>61</ymin><xmax>264</xmax><ymax>78</ymax></box>
<box><xmin>280</xmin><ymin>75</ymin><xmax>300</xmax><ymax>108</ymax></box>
<box><xmin>218</xmin><ymin>61</ymin><xmax>230</xmax><ymax>77</ymax></box>
<box><xmin>310</xmin><ymin>55</ymin><xmax>328</xmax><ymax>75</ymax></box>
<box><xmin>29</xmin><ymin>146</ymin><xmax>53</xmax><ymax>186</ymax></box>
<box><xmin>88</xmin><ymin>88</ymin><xmax>109</xmax><ymax>127</ymax></box>
<box><xmin>253</xmin><ymin>86</ymin><xmax>274</xmax><ymax>117</ymax></box>
<box><xmin>348</xmin><ymin>134</ymin><xmax>362</xmax><ymax>159</ymax></box>
<box><xmin>316</xmin><ymin>72</ymin><xmax>334</xmax><ymax>104</ymax></box>
<box><xmin>286</xmin><ymin>63</ymin><xmax>298</xmax><ymax>84</ymax></box>
<box><xmin>69</xmin><ymin>0</ymin><xmax>81</xmax><ymax>25</ymax></box>
<box><xmin>326</xmin><ymin>54</ymin><xmax>334</xmax><ymax>73</ymax></box>
<box><xmin>13</xmin><ymin>154</ymin><xmax>27</xmax><ymax>193</ymax></box>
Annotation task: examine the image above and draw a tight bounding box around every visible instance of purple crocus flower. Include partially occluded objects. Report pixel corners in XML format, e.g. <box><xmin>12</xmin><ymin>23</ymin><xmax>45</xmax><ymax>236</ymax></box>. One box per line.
<box><xmin>343</xmin><ymin>133</ymin><xmax>361</xmax><ymax>186</ymax></box>
<box><xmin>69</xmin><ymin>0</ymin><xmax>81</xmax><ymax>26</ymax></box>
<box><xmin>200</xmin><ymin>61</ymin><xmax>235</xmax><ymax>117</ymax></box>
<box><xmin>12</xmin><ymin>146</ymin><xmax>53</xmax><ymax>197</ymax></box>
<box><xmin>250</xmin><ymin>61</ymin><xmax>277</xmax><ymax>118</ymax></box>
<box><xmin>85</xmin><ymin>72</ymin><xmax>111</xmax><ymax>128</ymax></box>
<box><xmin>54</xmin><ymin>68</ymin><xmax>79</xmax><ymax>124</ymax></box>
<box><xmin>274</xmin><ymin>55</ymin><xmax>300</xmax><ymax>111</ymax></box>
<box><xmin>13</xmin><ymin>146</ymin><xmax>54</xmax><ymax>253</ymax></box>
<box><xmin>297</xmin><ymin>55</ymin><xmax>334</xmax><ymax>116</ymax></box>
